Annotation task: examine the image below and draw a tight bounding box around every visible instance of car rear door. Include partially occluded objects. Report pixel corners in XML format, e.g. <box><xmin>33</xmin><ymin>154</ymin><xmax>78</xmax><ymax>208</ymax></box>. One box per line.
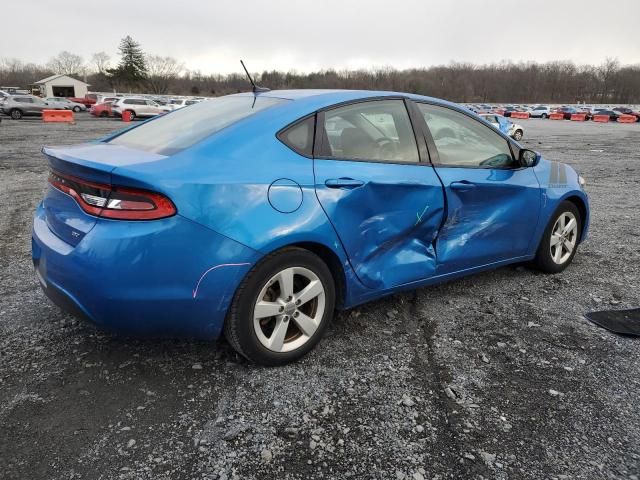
<box><xmin>19</xmin><ymin>97</ymin><xmax>36</xmax><ymax>114</ymax></box>
<box><xmin>313</xmin><ymin>98</ymin><xmax>445</xmax><ymax>290</ymax></box>
<box><xmin>413</xmin><ymin>102</ymin><xmax>541</xmax><ymax>274</ymax></box>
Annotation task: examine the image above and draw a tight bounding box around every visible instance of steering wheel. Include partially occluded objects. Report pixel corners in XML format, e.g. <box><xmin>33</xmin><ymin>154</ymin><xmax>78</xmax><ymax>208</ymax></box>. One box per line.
<box><xmin>479</xmin><ymin>154</ymin><xmax>512</xmax><ymax>167</ymax></box>
<box><xmin>375</xmin><ymin>137</ymin><xmax>398</xmax><ymax>159</ymax></box>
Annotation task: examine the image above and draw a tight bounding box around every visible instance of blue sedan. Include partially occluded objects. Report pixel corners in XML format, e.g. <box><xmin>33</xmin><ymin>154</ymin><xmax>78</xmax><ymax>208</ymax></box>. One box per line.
<box><xmin>32</xmin><ymin>90</ymin><xmax>589</xmax><ymax>365</ymax></box>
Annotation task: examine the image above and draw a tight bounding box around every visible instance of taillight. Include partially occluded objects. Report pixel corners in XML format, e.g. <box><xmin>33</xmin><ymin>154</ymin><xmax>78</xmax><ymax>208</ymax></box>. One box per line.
<box><xmin>48</xmin><ymin>170</ymin><xmax>176</xmax><ymax>220</ymax></box>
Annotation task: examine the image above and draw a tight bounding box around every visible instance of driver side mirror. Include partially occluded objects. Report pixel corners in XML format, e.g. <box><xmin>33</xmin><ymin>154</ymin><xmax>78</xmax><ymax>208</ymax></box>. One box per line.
<box><xmin>519</xmin><ymin>149</ymin><xmax>540</xmax><ymax>168</ymax></box>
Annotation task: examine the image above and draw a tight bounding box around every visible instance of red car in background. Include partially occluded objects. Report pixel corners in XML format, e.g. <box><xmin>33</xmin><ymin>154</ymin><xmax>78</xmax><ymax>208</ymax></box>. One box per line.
<box><xmin>67</xmin><ymin>93</ymin><xmax>97</xmax><ymax>108</ymax></box>
<box><xmin>90</xmin><ymin>101</ymin><xmax>113</xmax><ymax>117</ymax></box>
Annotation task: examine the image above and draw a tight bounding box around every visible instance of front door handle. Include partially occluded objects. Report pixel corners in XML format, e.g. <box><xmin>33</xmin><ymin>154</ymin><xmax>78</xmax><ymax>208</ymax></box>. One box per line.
<box><xmin>325</xmin><ymin>178</ymin><xmax>365</xmax><ymax>189</ymax></box>
<box><xmin>450</xmin><ymin>181</ymin><xmax>477</xmax><ymax>191</ymax></box>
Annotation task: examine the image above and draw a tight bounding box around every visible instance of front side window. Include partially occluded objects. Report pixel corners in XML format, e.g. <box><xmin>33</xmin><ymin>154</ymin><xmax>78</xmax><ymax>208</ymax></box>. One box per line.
<box><xmin>319</xmin><ymin>99</ymin><xmax>419</xmax><ymax>163</ymax></box>
<box><xmin>417</xmin><ymin>103</ymin><xmax>515</xmax><ymax>168</ymax></box>
<box><xmin>110</xmin><ymin>95</ymin><xmax>286</xmax><ymax>155</ymax></box>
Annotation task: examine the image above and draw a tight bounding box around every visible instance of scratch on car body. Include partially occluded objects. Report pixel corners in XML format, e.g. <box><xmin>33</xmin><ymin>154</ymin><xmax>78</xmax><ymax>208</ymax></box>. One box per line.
<box><xmin>193</xmin><ymin>263</ymin><xmax>251</xmax><ymax>299</ymax></box>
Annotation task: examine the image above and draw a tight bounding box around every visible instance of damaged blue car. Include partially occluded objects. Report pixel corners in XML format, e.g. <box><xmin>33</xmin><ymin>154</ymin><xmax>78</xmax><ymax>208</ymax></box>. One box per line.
<box><xmin>32</xmin><ymin>89</ymin><xmax>589</xmax><ymax>365</ymax></box>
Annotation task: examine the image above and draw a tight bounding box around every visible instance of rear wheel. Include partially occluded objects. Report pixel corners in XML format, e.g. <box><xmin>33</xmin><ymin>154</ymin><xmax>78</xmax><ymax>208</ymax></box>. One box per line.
<box><xmin>126</xmin><ymin>110</ymin><xmax>136</xmax><ymax>121</ymax></box>
<box><xmin>99</xmin><ymin>111</ymin><xmax>108</xmax><ymax>118</ymax></box>
<box><xmin>10</xmin><ymin>109</ymin><xmax>22</xmax><ymax>120</ymax></box>
<box><xmin>541</xmin><ymin>113</ymin><xmax>548</xmax><ymax>119</ymax></box>
<box><xmin>533</xmin><ymin>201</ymin><xmax>581</xmax><ymax>273</ymax></box>
<box><xmin>224</xmin><ymin>247</ymin><xmax>336</xmax><ymax>365</ymax></box>
<box><xmin>513</xmin><ymin>129</ymin><xmax>523</xmax><ymax>141</ymax></box>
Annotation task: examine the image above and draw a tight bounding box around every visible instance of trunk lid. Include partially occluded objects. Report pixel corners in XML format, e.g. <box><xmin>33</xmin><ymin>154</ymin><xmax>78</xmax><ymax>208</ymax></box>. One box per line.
<box><xmin>41</xmin><ymin>143</ymin><xmax>167</xmax><ymax>246</ymax></box>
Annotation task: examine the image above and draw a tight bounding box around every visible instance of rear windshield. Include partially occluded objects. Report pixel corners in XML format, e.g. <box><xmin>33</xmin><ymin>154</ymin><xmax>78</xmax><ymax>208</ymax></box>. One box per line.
<box><xmin>109</xmin><ymin>96</ymin><xmax>286</xmax><ymax>155</ymax></box>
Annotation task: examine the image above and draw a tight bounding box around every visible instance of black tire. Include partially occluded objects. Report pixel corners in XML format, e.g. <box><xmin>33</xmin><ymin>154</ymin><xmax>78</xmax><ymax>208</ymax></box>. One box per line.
<box><xmin>513</xmin><ymin>129</ymin><xmax>523</xmax><ymax>141</ymax></box>
<box><xmin>541</xmin><ymin>113</ymin><xmax>548</xmax><ymax>119</ymax></box>
<box><xmin>126</xmin><ymin>110</ymin><xmax>136</xmax><ymax>121</ymax></box>
<box><xmin>99</xmin><ymin>111</ymin><xmax>109</xmax><ymax>118</ymax></box>
<box><xmin>532</xmin><ymin>201</ymin><xmax>582</xmax><ymax>274</ymax></box>
<box><xmin>73</xmin><ymin>106</ymin><xmax>81</xmax><ymax>112</ymax></box>
<box><xmin>10</xmin><ymin>109</ymin><xmax>22</xmax><ymax>120</ymax></box>
<box><xmin>224</xmin><ymin>247</ymin><xmax>336</xmax><ymax>365</ymax></box>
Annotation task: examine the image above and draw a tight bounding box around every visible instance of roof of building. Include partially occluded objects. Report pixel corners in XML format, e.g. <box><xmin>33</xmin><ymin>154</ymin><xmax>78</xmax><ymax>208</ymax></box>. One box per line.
<box><xmin>34</xmin><ymin>74</ymin><xmax>90</xmax><ymax>85</ymax></box>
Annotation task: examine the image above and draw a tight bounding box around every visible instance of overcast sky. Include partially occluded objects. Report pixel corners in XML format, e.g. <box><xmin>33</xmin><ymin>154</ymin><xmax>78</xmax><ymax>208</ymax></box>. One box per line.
<box><xmin>3</xmin><ymin>0</ymin><xmax>639</xmax><ymax>74</ymax></box>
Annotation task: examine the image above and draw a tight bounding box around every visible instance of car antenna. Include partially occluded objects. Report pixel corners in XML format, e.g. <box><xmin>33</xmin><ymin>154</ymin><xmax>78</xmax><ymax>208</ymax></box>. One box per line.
<box><xmin>240</xmin><ymin>60</ymin><xmax>270</xmax><ymax>94</ymax></box>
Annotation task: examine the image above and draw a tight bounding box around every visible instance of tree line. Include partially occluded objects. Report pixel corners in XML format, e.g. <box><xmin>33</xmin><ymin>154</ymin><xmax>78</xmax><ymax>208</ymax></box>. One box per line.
<box><xmin>1</xmin><ymin>36</ymin><xmax>639</xmax><ymax>104</ymax></box>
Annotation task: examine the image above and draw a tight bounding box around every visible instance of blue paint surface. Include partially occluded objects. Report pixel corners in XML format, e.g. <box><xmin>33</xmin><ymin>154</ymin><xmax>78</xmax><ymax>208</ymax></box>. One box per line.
<box><xmin>32</xmin><ymin>89</ymin><xmax>589</xmax><ymax>339</ymax></box>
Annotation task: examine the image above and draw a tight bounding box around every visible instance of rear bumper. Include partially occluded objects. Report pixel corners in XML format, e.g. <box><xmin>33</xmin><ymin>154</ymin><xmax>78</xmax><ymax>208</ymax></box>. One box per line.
<box><xmin>32</xmin><ymin>202</ymin><xmax>260</xmax><ymax>339</ymax></box>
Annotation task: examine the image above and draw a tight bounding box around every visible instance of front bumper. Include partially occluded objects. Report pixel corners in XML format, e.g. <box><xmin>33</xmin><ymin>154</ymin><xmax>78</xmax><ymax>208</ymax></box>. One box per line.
<box><xmin>32</xmin><ymin>202</ymin><xmax>259</xmax><ymax>339</ymax></box>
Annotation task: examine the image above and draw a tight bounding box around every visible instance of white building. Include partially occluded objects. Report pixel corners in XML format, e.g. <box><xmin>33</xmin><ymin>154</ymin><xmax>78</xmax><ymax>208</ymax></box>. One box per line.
<box><xmin>33</xmin><ymin>74</ymin><xmax>90</xmax><ymax>98</ymax></box>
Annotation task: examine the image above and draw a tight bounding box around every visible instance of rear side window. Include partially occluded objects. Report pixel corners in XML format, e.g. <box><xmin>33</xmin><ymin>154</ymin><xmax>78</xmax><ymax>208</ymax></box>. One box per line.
<box><xmin>319</xmin><ymin>100</ymin><xmax>419</xmax><ymax>163</ymax></box>
<box><xmin>110</xmin><ymin>95</ymin><xmax>287</xmax><ymax>155</ymax></box>
<box><xmin>278</xmin><ymin>116</ymin><xmax>315</xmax><ymax>157</ymax></box>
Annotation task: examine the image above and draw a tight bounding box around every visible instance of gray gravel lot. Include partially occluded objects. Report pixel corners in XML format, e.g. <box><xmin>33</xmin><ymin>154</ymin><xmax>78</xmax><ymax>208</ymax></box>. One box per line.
<box><xmin>1</xmin><ymin>114</ymin><xmax>639</xmax><ymax>480</ymax></box>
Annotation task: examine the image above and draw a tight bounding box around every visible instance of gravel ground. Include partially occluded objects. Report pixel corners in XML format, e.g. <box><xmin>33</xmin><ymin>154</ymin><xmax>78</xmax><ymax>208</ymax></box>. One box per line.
<box><xmin>1</xmin><ymin>114</ymin><xmax>639</xmax><ymax>480</ymax></box>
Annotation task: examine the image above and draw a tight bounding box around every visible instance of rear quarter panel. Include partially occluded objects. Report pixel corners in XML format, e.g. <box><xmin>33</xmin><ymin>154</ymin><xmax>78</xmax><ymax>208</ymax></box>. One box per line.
<box><xmin>108</xmin><ymin>102</ymin><xmax>372</xmax><ymax>306</ymax></box>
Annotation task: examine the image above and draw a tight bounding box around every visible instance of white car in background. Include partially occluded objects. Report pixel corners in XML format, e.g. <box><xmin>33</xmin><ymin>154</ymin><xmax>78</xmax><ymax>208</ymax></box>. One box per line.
<box><xmin>480</xmin><ymin>113</ymin><xmax>524</xmax><ymax>141</ymax></box>
<box><xmin>111</xmin><ymin>97</ymin><xmax>171</xmax><ymax>120</ymax></box>
<box><xmin>167</xmin><ymin>98</ymin><xmax>201</xmax><ymax>110</ymax></box>
<box><xmin>44</xmin><ymin>97</ymin><xmax>87</xmax><ymax>112</ymax></box>
<box><xmin>529</xmin><ymin>105</ymin><xmax>551</xmax><ymax>118</ymax></box>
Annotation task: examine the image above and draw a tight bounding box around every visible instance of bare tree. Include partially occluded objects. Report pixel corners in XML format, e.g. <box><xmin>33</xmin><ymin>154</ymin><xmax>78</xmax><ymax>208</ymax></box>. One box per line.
<box><xmin>47</xmin><ymin>51</ymin><xmax>84</xmax><ymax>76</ymax></box>
<box><xmin>145</xmin><ymin>55</ymin><xmax>184</xmax><ymax>94</ymax></box>
<box><xmin>597</xmin><ymin>57</ymin><xmax>620</xmax><ymax>103</ymax></box>
<box><xmin>90</xmin><ymin>52</ymin><xmax>111</xmax><ymax>74</ymax></box>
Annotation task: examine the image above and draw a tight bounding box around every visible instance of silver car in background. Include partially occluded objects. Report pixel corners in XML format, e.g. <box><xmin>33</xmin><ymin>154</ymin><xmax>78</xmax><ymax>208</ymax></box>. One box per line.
<box><xmin>44</xmin><ymin>97</ymin><xmax>87</xmax><ymax>112</ymax></box>
<box><xmin>0</xmin><ymin>95</ymin><xmax>60</xmax><ymax>119</ymax></box>
<box><xmin>529</xmin><ymin>105</ymin><xmax>551</xmax><ymax>118</ymax></box>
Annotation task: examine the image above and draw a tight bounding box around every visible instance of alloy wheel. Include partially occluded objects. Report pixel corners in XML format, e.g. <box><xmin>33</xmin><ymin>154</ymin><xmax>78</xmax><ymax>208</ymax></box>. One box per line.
<box><xmin>550</xmin><ymin>211</ymin><xmax>578</xmax><ymax>264</ymax></box>
<box><xmin>253</xmin><ymin>266</ymin><xmax>326</xmax><ymax>353</ymax></box>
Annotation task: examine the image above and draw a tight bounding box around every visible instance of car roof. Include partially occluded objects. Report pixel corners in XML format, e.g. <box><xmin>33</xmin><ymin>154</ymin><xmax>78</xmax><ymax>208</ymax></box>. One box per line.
<box><xmin>228</xmin><ymin>89</ymin><xmax>469</xmax><ymax>116</ymax></box>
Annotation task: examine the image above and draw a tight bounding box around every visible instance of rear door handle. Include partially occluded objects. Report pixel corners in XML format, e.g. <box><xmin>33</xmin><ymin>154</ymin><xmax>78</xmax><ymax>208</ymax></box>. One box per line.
<box><xmin>450</xmin><ymin>181</ymin><xmax>477</xmax><ymax>191</ymax></box>
<box><xmin>325</xmin><ymin>178</ymin><xmax>365</xmax><ymax>189</ymax></box>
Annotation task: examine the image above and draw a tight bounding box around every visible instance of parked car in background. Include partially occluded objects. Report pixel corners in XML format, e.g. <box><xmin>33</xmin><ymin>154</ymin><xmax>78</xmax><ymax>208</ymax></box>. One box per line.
<box><xmin>613</xmin><ymin>107</ymin><xmax>640</xmax><ymax>121</ymax></box>
<box><xmin>32</xmin><ymin>90</ymin><xmax>589</xmax><ymax>365</ymax></box>
<box><xmin>529</xmin><ymin>106</ymin><xmax>551</xmax><ymax>118</ymax></box>
<box><xmin>554</xmin><ymin>106</ymin><xmax>580</xmax><ymax>120</ymax></box>
<box><xmin>111</xmin><ymin>97</ymin><xmax>170</xmax><ymax>120</ymax></box>
<box><xmin>502</xmin><ymin>106</ymin><xmax>519</xmax><ymax>117</ymax></box>
<box><xmin>95</xmin><ymin>94</ymin><xmax>120</xmax><ymax>104</ymax></box>
<box><xmin>90</xmin><ymin>101</ymin><xmax>114</xmax><ymax>118</ymax></box>
<box><xmin>0</xmin><ymin>95</ymin><xmax>61</xmax><ymax>119</ymax></box>
<box><xmin>67</xmin><ymin>94</ymin><xmax>97</xmax><ymax>108</ymax></box>
<box><xmin>167</xmin><ymin>98</ymin><xmax>201</xmax><ymax>110</ymax></box>
<box><xmin>480</xmin><ymin>113</ymin><xmax>524</xmax><ymax>140</ymax></box>
<box><xmin>45</xmin><ymin>97</ymin><xmax>87</xmax><ymax>112</ymax></box>
<box><xmin>592</xmin><ymin>109</ymin><xmax>621</xmax><ymax>121</ymax></box>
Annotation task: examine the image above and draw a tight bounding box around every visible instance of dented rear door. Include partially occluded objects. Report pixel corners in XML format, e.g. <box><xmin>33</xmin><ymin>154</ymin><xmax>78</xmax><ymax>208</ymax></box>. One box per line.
<box><xmin>313</xmin><ymin>98</ymin><xmax>445</xmax><ymax>290</ymax></box>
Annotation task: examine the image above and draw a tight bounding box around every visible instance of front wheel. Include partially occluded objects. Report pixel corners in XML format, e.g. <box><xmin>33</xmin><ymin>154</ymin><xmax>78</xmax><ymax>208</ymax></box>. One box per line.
<box><xmin>224</xmin><ymin>247</ymin><xmax>336</xmax><ymax>365</ymax></box>
<box><xmin>541</xmin><ymin>113</ymin><xmax>548</xmax><ymax>119</ymax></box>
<box><xmin>10</xmin><ymin>109</ymin><xmax>22</xmax><ymax>120</ymax></box>
<box><xmin>73</xmin><ymin>106</ymin><xmax>81</xmax><ymax>112</ymax></box>
<box><xmin>532</xmin><ymin>201</ymin><xmax>581</xmax><ymax>273</ymax></box>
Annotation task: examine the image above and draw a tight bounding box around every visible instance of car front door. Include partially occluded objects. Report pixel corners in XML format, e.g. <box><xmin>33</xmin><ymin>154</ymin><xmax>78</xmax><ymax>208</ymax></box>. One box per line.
<box><xmin>313</xmin><ymin>98</ymin><xmax>445</xmax><ymax>290</ymax></box>
<box><xmin>414</xmin><ymin>102</ymin><xmax>541</xmax><ymax>274</ymax></box>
